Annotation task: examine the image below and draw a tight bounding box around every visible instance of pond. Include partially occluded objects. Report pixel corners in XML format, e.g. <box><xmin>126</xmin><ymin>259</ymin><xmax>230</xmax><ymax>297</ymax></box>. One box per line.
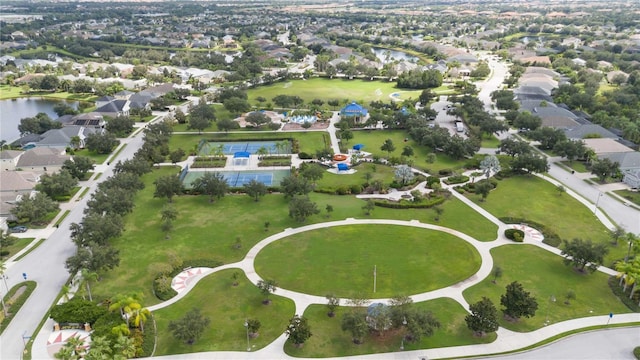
<box><xmin>371</xmin><ymin>47</ymin><xmax>419</xmax><ymax>64</ymax></box>
<box><xmin>0</xmin><ymin>98</ymin><xmax>79</xmax><ymax>143</ymax></box>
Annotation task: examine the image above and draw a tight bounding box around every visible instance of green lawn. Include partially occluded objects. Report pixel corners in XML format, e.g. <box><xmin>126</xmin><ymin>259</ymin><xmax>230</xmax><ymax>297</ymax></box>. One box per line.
<box><xmin>153</xmin><ymin>269</ymin><xmax>294</xmax><ymax>355</ymax></box>
<box><xmin>463</xmin><ymin>245</ymin><xmax>630</xmax><ymax>332</ymax></box>
<box><xmin>247</xmin><ymin>78</ymin><xmax>422</xmax><ymax>106</ymax></box>
<box><xmin>465</xmin><ymin>175</ymin><xmax>623</xmax><ymax>262</ymax></box>
<box><xmin>286</xmin><ymin>298</ymin><xmax>495</xmax><ymax>357</ymax></box>
<box><xmin>0</xmin><ymin>85</ymin><xmax>98</xmax><ymax>102</ymax></box>
<box><xmin>346</xmin><ymin>130</ymin><xmax>465</xmax><ymax>173</ymax></box>
<box><xmin>169</xmin><ymin>132</ymin><xmax>329</xmax><ymax>156</ymax></box>
<box><xmin>613</xmin><ymin>189</ymin><xmax>640</xmax><ymax>206</ymax></box>
<box><xmin>0</xmin><ymin>237</ymin><xmax>34</xmax><ymax>260</ymax></box>
<box><xmin>94</xmin><ymin>166</ymin><xmax>498</xmax><ymax>305</ymax></box>
<box><xmin>255</xmin><ymin>225</ymin><xmax>481</xmax><ymax>298</ymax></box>
<box><xmin>480</xmin><ymin>134</ymin><xmax>501</xmax><ymax>148</ymax></box>
<box><xmin>309</xmin><ymin>193</ymin><xmax>499</xmax><ymax>242</ymax></box>
<box><xmin>560</xmin><ymin>161</ymin><xmax>589</xmax><ymax>173</ymax></box>
<box><xmin>315</xmin><ymin>162</ymin><xmax>395</xmax><ymax>191</ymax></box>
<box><xmin>72</xmin><ymin>148</ymin><xmax>110</xmax><ymax>165</ymax></box>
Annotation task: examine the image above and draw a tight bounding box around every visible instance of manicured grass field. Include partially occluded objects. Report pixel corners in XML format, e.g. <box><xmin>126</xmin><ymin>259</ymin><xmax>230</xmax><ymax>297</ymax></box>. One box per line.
<box><xmin>613</xmin><ymin>189</ymin><xmax>640</xmax><ymax>206</ymax></box>
<box><xmin>0</xmin><ymin>86</ymin><xmax>98</xmax><ymax>102</ymax></box>
<box><xmin>255</xmin><ymin>225</ymin><xmax>481</xmax><ymax>298</ymax></box>
<box><xmin>247</xmin><ymin>78</ymin><xmax>422</xmax><ymax>105</ymax></box>
<box><xmin>0</xmin><ymin>237</ymin><xmax>34</xmax><ymax>260</ymax></box>
<box><xmin>169</xmin><ymin>132</ymin><xmax>329</xmax><ymax>156</ymax></box>
<box><xmin>463</xmin><ymin>245</ymin><xmax>630</xmax><ymax>332</ymax></box>
<box><xmin>480</xmin><ymin>134</ymin><xmax>501</xmax><ymax>148</ymax></box>
<box><xmin>346</xmin><ymin>130</ymin><xmax>465</xmax><ymax>173</ymax></box>
<box><xmin>153</xmin><ymin>269</ymin><xmax>294</xmax><ymax>355</ymax></box>
<box><xmin>560</xmin><ymin>160</ymin><xmax>589</xmax><ymax>173</ymax></box>
<box><xmin>72</xmin><ymin>148</ymin><xmax>110</xmax><ymax>165</ymax></box>
<box><xmin>94</xmin><ymin>166</ymin><xmax>498</xmax><ymax>305</ymax></box>
<box><xmin>286</xmin><ymin>298</ymin><xmax>495</xmax><ymax>357</ymax></box>
<box><xmin>314</xmin><ymin>162</ymin><xmax>396</xmax><ymax>191</ymax></box>
<box><xmin>308</xmin><ymin>193</ymin><xmax>499</xmax><ymax>242</ymax></box>
<box><xmin>465</xmin><ymin>175</ymin><xmax>623</xmax><ymax>262</ymax></box>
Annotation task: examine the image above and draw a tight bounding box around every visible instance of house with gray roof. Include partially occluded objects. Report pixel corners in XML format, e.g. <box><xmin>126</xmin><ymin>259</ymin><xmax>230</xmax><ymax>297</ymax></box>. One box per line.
<box><xmin>0</xmin><ymin>150</ymin><xmax>23</xmax><ymax>171</ymax></box>
<box><xmin>526</xmin><ymin>106</ymin><xmax>580</xmax><ymax>128</ymax></box>
<box><xmin>599</xmin><ymin>152</ymin><xmax>640</xmax><ymax>188</ymax></box>
<box><xmin>94</xmin><ymin>99</ymin><xmax>130</xmax><ymax>118</ymax></box>
<box><xmin>0</xmin><ymin>171</ymin><xmax>39</xmax><ymax>224</ymax></box>
<box><xmin>16</xmin><ymin>147</ymin><xmax>71</xmax><ymax>173</ymax></box>
<box><xmin>36</xmin><ymin>125</ymin><xmax>101</xmax><ymax>149</ymax></box>
<box><xmin>564</xmin><ymin>124</ymin><xmax>618</xmax><ymax>140</ymax></box>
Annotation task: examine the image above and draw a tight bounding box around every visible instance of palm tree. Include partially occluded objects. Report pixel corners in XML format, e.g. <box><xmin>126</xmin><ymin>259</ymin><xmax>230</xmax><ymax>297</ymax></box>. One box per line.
<box><xmin>130</xmin><ymin>305</ymin><xmax>151</xmax><ymax>333</ymax></box>
<box><xmin>60</xmin><ymin>284</ymin><xmax>72</xmax><ymax>302</ymax></box>
<box><xmin>109</xmin><ymin>293</ymin><xmax>143</xmax><ymax>327</ymax></box>
<box><xmin>81</xmin><ymin>269</ymin><xmax>99</xmax><ymax>302</ymax></box>
<box><xmin>256</xmin><ymin>146</ymin><xmax>268</xmax><ymax>160</ymax></box>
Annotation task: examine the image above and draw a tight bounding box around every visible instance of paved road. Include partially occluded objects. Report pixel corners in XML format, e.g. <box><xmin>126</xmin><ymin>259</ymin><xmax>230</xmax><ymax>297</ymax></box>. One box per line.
<box><xmin>477</xmin><ymin>327</ymin><xmax>640</xmax><ymax>360</ymax></box>
<box><xmin>0</xmin><ymin>132</ymin><xmax>145</xmax><ymax>359</ymax></box>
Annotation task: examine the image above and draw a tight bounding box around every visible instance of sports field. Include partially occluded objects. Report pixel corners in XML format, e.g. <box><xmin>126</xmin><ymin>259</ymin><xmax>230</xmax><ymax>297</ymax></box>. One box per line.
<box><xmin>247</xmin><ymin>78</ymin><xmax>423</xmax><ymax>105</ymax></box>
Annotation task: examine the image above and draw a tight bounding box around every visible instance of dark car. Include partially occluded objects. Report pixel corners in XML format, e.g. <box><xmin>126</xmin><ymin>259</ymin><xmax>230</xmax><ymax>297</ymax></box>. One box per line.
<box><xmin>10</xmin><ymin>226</ymin><xmax>27</xmax><ymax>233</ymax></box>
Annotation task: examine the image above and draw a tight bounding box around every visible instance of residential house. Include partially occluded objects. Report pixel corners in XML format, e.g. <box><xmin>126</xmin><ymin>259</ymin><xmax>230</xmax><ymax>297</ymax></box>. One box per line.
<box><xmin>607</xmin><ymin>70</ymin><xmax>629</xmax><ymax>84</ymax></box>
<box><xmin>572</xmin><ymin>58</ymin><xmax>587</xmax><ymax>67</ymax></box>
<box><xmin>16</xmin><ymin>147</ymin><xmax>71</xmax><ymax>173</ymax></box>
<box><xmin>0</xmin><ymin>171</ymin><xmax>39</xmax><ymax>223</ymax></box>
<box><xmin>527</xmin><ymin>106</ymin><xmax>581</xmax><ymax>128</ymax></box>
<box><xmin>36</xmin><ymin>125</ymin><xmax>101</xmax><ymax>149</ymax></box>
<box><xmin>0</xmin><ymin>150</ymin><xmax>24</xmax><ymax>171</ymax></box>
<box><xmin>598</xmin><ymin>151</ymin><xmax>640</xmax><ymax>188</ymax></box>
<box><xmin>94</xmin><ymin>100</ymin><xmax>130</xmax><ymax>118</ymax></box>
<box><xmin>95</xmin><ymin>96</ymin><xmax>116</xmax><ymax>108</ymax></box>
<box><xmin>565</xmin><ymin>124</ymin><xmax>618</xmax><ymax>140</ymax></box>
<box><xmin>583</xmin><ymin>138</ymin><xmax>635</xmax><ymax>155</ymax></box>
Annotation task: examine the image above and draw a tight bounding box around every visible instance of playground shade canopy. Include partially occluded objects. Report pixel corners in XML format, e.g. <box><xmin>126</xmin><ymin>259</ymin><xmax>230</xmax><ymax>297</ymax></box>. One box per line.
<box><xmin>337</xmin><ymin>163</ymin><xmax>349</xmax><ymax>171</ymax></box>
<box><xmin>353</xmin><ymin>144</ymin><xmax>365</xmax><ymax>151</ymax></box>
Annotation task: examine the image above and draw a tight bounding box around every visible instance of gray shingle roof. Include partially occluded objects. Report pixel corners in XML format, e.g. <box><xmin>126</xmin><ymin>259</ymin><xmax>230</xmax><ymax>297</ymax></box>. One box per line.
<box><xmin>564</xmin><ymin>124</ymin><xmax>618</xmax><ymax>139</ymax></box>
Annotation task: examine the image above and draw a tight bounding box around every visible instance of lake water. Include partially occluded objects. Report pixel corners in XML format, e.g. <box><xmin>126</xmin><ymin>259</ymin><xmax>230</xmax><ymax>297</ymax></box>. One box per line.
<box><xmin>0</xmin><ymin>98</ymin><xmax>78</xmax><ymax>143</ymax></box>
<box><xmin>371</xmin><ymin>47</ymin><xmax>419</xmax><ymax>64</ymax></box>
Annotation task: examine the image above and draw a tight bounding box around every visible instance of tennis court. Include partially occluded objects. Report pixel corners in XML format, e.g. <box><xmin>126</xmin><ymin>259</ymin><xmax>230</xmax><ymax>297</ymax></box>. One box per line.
<box><xmin>199</xmin><ymin>141</ymin><xmax>291</xmax><ymax>155</ymax></box>
<box><xmin>183</xmin><ymin>169</ymin><xmax>291</xmax><ymax>188</ymax></box>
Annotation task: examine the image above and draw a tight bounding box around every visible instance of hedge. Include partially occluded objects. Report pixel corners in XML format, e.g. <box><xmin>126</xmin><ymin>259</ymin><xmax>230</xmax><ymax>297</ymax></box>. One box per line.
<box><xmin>607</xmin><ymin>276</ymin><xmax>640</xmax><ymax>313</ymax></box>
<box><xmin>0</xmin><ymin>281</ymin><xmax>37</xmax><ymax>333</ymax></box>
<box><xmin>504</xmin><ymin>228</ymin><xmax>525</xmax><ymax>242</ymax></box>
<box><xmin>444</xmin><ymin>175</ymin><xmax>469</xmax><ymax>185</ymax></box>
<box><xmin>373</xmin><ymin>196</ymin><xmax>445</xmax><ymax>209</ymax></box>
<box><xmin>499</xmin><ymin>217</ymin><xmax>561</xmax><ymax>247</ymax></box>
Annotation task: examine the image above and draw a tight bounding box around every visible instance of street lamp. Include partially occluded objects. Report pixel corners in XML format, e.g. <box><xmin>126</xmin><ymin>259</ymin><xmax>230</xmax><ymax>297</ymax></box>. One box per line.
<box><xmin>593</xmin><ymin>192</ymin><xmax>603</xmax><ymax>216</ymax></box>
<box><xmin>545</xmin><ymin>295</ymin><xmax>556</xmax><ymax>325</ymax></box>
<box><xmin>400</xmin><ymin>316</ymin><xmax>407</xmax><ymax>351</ymax></box>
<box><xmin>243</xmin><ymin>319</ymin><xmax>250</xmax><ymax>352</ymax></box>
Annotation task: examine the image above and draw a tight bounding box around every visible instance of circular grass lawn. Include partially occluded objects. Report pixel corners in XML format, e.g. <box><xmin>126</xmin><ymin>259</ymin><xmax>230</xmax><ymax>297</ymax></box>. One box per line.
<box><xmin>254</xmin><ymin>224</ymin><xmax>481</xmax><ymax>298</ymax></box>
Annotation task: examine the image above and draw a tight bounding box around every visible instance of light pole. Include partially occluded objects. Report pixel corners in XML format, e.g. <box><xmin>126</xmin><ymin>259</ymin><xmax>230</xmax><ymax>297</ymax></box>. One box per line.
<box><xmin>400</xmin><ymin>316</ymin><xmax>407</xmax><ymax>351</ymax></box>
<box><xmin>1</xmin><ymin>274</ymin><xmax>8</xmax><ymax>293</ymax></box>
<box><xmin>593</xmin><ymin>192</ymin><xmax>603</xmax><ymax>216</ymax></box>
<box><xmin>545</xmin><ymin>295</ymin><xmax>556</xmax><ymax>325</ymax></box>
<box><xmin>243</xmin><ymin>319</ymin><xmax>250</xmax><ymax>352</ymax></box>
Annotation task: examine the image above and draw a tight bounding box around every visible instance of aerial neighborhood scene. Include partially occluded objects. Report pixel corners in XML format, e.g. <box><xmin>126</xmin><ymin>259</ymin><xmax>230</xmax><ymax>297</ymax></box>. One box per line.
<box><xmin>1</xmin><ymin>0</ymin><xmax>640</xmax><ymax>359</ymax></box>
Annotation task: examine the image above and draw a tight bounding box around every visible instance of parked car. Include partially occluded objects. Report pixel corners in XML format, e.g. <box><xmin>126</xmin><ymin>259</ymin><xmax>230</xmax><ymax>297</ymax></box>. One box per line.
<box><xmin>10</xmin><ymin>226</ymin><xmax>27</xmax><ymax>233</ymax></box>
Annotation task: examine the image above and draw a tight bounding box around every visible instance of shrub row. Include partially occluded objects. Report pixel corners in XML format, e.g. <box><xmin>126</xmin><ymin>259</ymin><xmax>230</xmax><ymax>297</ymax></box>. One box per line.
<box><xmin>498</xmin><ymin>217</ymin><xmax>561</xmax><ymax>247</ymax></box>
<box><xmin>0</xmin><ymin>281</ymin><xmax>37</xmax><ymax>333</ymax></box>
<box><xmin>607</xmin><ymin>276</ymin><xmax>640</xmax><ymax>313</ymax></box>
<box><xmin>191</xmin><ymin>160</ymin><xmax>226</xmax><ymax>168</ymax></box>
<box><xmin>315</xmin><ymin>184</ymin><xmax>363</xmax><ymax>195</ymax></box>
<box><xmin>374</xmin><ymin>196</ymin><xmax>445</xmax><ymax>209</ymax></box>
<box><xmin>504</xmin><ymin>228</ymin><xmax>525</xmax><ymax>242</ymax></box>
<box><xmin>444</xmin><ymin>175</ymin><xmax>470</xmax><ymax>185</ymax></box>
